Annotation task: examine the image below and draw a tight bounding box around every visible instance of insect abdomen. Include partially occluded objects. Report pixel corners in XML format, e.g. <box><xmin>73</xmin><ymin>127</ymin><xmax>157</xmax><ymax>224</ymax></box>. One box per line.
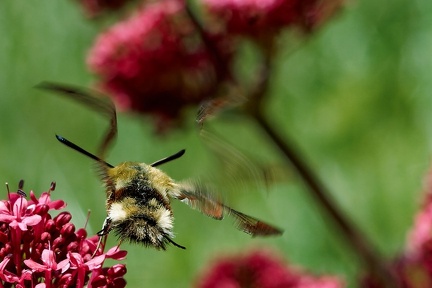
<box><xmin>108</xmin><ymin>196</ymin><xmax>174</xmax><ymax>250</ymax></box>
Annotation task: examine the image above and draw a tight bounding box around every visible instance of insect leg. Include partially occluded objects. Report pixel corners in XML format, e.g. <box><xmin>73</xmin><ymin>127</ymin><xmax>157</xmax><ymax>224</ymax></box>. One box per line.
<box><xmin>92</xmin><ymin>217</ymin><xmax>112</xmax><ymax>258</ymax></box>
<box><xmin>97</xmin><ymin>217</ymin><xmax>112</xmax><ymax>236</ymax></box>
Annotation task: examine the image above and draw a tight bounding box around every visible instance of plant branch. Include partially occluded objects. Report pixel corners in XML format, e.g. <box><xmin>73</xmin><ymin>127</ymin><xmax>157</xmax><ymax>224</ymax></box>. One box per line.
<box><xmin>247</xmin><ymin>51</ymin><xmax>399</xmax><ymax>288</ymax></box>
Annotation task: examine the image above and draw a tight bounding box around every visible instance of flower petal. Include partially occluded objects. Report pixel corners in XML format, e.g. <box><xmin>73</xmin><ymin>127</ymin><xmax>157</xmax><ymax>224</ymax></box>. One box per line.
<box><xmin>0</xmin><ymin>201</ymin><xmax>10</xmax><ymax>213</ymax></box>
<box><xmin>22</xmin><ymin>214</ymin><xmax>42</xmax><ymax>226</ymax></box>
<box><xmin>49</xmin><ymin>199</ymin><xmax>66</xmax><ymax>210</ymax></box>
<box><xmin>12</xmin><ymin>197</ymin><xmax>28</xmax><ymax>216</ymax></box>
<box><xmin>58</xmin><ymin>259</ymin><xmax>71</xmax><ymax>273</ymax></box>
<box><xmin>106</xmin><ymin>246</ymin><xmax>127</xmax><ymax>260</ymax></box>
<box><xmin>24</xmin><ymin>259</ymin><xmax>48</xmax><ymax>272</ymax></box>
<box><xmin>0</xmin><ymin>214</ymin><xmax>16</xmax><ymax>223</ymax></box>
<box><xmin>41</xmin><ymin>249</ymin><xmax>56</xmax><ymax>268</ymax></box>
<box><xmin>68</xmin><ymin>252</ymin><xmax>84</xmax><ymax>267</ymax></box>
<box><xmin>85</xmin><ymin>254</ymin><xmax>106</xmax><ymax>270</ymax></box>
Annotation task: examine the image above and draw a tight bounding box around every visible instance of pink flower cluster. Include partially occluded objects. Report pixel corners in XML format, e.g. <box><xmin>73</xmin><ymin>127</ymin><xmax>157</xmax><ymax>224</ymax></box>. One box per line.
<box><xmin>202</xmin><ymin>0</ymin><xmax>342</xmax><ymax>39</ymax></box>
<box><xmin>81</xmin><ymin>0</ymin><xmax>343</xmax><ymax>131</ymax></box>
<box><xmin>196</xmin><ymin>249</ymin><xmax>345</xmax><ymax>288</ymax></box>
<box><xmin>0</xmin><ymin>181</ymin><xmax>127</xmax><ymax>288</ymax></box>
<box><xmin>87</xmin><ymin>0</ymin><xmax>226</xmax><ymax>131</ymax></box>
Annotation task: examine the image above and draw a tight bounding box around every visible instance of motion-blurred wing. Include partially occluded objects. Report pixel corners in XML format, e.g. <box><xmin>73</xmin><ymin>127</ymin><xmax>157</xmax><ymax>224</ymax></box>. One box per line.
<box><xmin>224</xmin><ymin>206</ymin><xmax>283</xmax><ymax>237</ymax></box>
<box><xmin>175</xmin><ymin>181</ymin><xmax>282</xmax><ymax>237</ymax></box>
<box><xmin>37</xmin><ymin>82</ymin><xmax>115</xmax><ymax>119</ymax></box>
<box><xmin>37</xmin><ymin>82</ymin><xmax>117</xmax><ymax>158</ymax></box>
<box><xmin>199</xmin><ymin>129</ymin><xmax>290</xmax><ymax>192</ymax></box>
<box><xmin>176</xmin><ymin>182</ymin><xmax>224</xmax><ymax>220</ymax></box>
<box><xmin>196</xmin><ymin>83</ymin><xmax>246</xmax><ymax>126</ymax></box>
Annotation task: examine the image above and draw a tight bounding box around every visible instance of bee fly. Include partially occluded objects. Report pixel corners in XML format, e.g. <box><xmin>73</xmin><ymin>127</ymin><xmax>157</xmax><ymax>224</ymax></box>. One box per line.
<box><xmin>39</xmin><ymin>82</ymin><xmax>283</xmax><ymax>250</ymax></box>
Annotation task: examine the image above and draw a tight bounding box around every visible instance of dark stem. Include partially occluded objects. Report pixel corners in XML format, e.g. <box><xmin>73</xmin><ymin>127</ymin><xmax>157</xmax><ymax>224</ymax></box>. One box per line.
<box><xmin>184</xmin><ymin>1</ymin><xmax>228</xmax><ymax>82</ymax></box>
<box><xmin>252</xmin><ymin>110</ymin><xmax>399</xmax><ymax>287</ymax></box>
<box><xmin>247</xmin><ymin>50</ymin><xmax>399</xmax><ymax>287</ymax></box>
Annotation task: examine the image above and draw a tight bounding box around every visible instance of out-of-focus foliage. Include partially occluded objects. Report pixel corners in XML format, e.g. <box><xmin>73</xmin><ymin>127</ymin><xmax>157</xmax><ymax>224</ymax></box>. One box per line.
<box><xmin>0</xmin><ymin>0</ymin><xmax>431</xmax><ymax>286</ymax></box>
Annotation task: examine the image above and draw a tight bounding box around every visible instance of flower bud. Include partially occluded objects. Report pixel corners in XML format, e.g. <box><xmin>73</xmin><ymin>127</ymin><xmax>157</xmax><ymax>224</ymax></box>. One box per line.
<box><xmin>54</xmin><ymin>212</ymin><xmax>72</xmax><ymax>226</ymax></box>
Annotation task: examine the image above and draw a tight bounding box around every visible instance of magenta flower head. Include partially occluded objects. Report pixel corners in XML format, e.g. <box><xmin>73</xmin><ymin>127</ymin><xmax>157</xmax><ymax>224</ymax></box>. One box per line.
<box><xmin>88</xmin><ymin>0</ymin><xmax>230</xmax><ymax>132</ymax></box>
<box><xmin>196</xmin><ymin>249</ymin><xmax>345</xmax><ymax>288</ymax></box>
<box><xmin>0</xmin><ymin>180</ymin><xmax>127</xmax><ymax>288</ymax></box>
<box><xmin>202</xmin><ymin>0</ymin><xmax>343</xmax><ymax>41</ymax></box>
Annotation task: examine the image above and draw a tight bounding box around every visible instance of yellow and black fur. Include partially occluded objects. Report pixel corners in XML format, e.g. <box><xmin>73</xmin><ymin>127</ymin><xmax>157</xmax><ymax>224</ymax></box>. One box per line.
<box><xmin>104</xmin><ymin>162</ymin><xmax>182</xmax><ymax>249</ymax></box>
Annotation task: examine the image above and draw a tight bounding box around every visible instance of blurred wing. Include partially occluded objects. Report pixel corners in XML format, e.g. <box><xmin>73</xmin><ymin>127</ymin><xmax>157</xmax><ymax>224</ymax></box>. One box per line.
<box><xmin>196</xmin><ymin>84</ymin><xmax>246</xmax><ymax>126</ymax></box>
<box><xmin>176</xmin><ymin>182</ymin><xmax>224</xmax><ymax>220</ymax></box>
<box><xmin>37</xmin><ymin>82</ymin><xmax>115</xmax><ymax>119</ymax></box>
<box><xmin>199</xmin><ymin>129</ymin><xmax>289</xmax><ymax>190</ymax></box>
<box><xmin>224</xmin><ymin>206</ymin><xmax>283</xmax><ymax>237</ymax></box>
<box><xmin>175</xmin><ymin>181</ymin><xmax>283</xmax><ymax>237</ymax></box>
<box><xmin>37</xmin><ymin>82</ymin><xmax>117</xmax><ymax>158</ymax></box>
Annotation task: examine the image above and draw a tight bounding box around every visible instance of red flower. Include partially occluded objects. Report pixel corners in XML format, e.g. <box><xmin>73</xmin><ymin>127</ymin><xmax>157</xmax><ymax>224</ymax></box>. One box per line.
<box><xmin>88</xmin><ymin>0</ymin><xmax>230</xmax><ymax>131</ymax></box>
<box><xmin>24</xmin><ymin>249</ymin><xmax>70</xmax><ymax>272</ymax></box>
<box><xmin>0</xmin><ymin>181</ymin><xmax>127</xmax><ymax>287</ymax></box>
<box><xmin>196</xmin><ymin>249</ymin><xmax>345</xmax><ymax>288</ymax></box>
<box><xmin>202</xmin><ymin>0</ymin><xmax>343</xmax><ymax>39</ymax></box>
<box><xmin>29</xmin><ymin>182</ymin><xmax>66</xmax><ymax>213</ymax></box>
<box><xmin>0</xmin><ymin>194</ymin><xmax>42</xmax><ymax>231</ymax></box>
<box><xmin>0</xmin><ymin>256</ymin><xmax>32</xmax><ymax>285</ymax></box>
<box><xmin>90</xmin><ymin>264</ymin><xmax>127</xmax><ymax>288</ymax></box>
<box><xmin>24</xmin><ymin>249</ymin><xmax>70</xmax><ymax>287</ymax></box>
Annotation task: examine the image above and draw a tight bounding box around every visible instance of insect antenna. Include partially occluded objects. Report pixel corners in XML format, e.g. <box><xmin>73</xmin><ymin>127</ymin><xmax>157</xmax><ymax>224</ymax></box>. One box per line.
<box><xmin>150</xmin><ymin>149</ymin><xmax>186</xmax><ymax>167</ymax></box>
<box><xmin>163</xmin><ymin>235</ymin><xmax>186</xmax><ymax>250</ymax></box>
<box><xmin>56</xmin><ymin>134</ymin><xmax>114</xmax><ymax>168</ymax></box>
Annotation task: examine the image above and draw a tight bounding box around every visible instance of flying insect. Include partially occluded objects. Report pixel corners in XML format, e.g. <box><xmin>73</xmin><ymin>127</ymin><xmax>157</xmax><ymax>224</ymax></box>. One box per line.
<box><xmin>39</xmin><ymin>82</ymin><xmax>283</xmax><ymax>250</ymax></box>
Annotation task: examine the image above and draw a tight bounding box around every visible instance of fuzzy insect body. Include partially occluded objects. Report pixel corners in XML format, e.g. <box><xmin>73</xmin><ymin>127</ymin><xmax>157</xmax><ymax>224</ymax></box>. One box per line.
<box><xmin>105</xmin><ymin>162</ymin><xmax>179</xmax><ymax>249</ymax></box>
<box><xmin>40</xmin><ymin>82</ymin><xmax>283</xmax><ymax>250</ymax></box>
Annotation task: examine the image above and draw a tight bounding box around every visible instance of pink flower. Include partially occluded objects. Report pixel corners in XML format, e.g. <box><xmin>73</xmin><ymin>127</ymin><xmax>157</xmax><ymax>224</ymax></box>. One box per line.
<box><xmin>202</xmin><ymin>0</ymin><xmax>343</xmax><ymax>39</ymax></box>
<box><xmin>0</xmin><ymin>257</ymin><xmax>32</xmax><ymax>284</ymax></box>
<box><xmin>25</xmin><ymin>249</ymin><xmax>70</xmax><ymax>287</ymax></box>
<box><xmin>196</xmin><ymin>249</ymin><xmax>345</xmax><ymax>288</ymax></box>
<box><xmin>0</xmin><ymin>195</ymin><xmax>42</xmax><ymax>231</ymax></box>
<box><xmin>88</xmin><ymin>0</ymin><xmax>230</xmax><ymax>131</ymax></box>
<box><xmin>24</xmin><ymin>249</ymin><xmax>70</xmax><ymax>273</ymax></box>
<box><xmin>0</xmin><ymin>181</ymin><xmax>127</xmax><ymax>287</ymax></box>
<box><xmin>68</xmin><ymin>252</ymin><xmax>106</xmax><ymax>287</ymax></box>
<box><xmin>90</xmin><ymin>264</ymin><xmax>127</xmax><ymax>288</ymax></box>
<box><xmin>29</xmin><ymin>182</ymin><xmax>66</xmax><ymax>214</ymax></box>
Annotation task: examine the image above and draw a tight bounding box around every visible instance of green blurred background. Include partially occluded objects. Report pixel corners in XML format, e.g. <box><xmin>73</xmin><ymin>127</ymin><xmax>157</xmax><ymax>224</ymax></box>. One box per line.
<box><xmin>1</xmin><ymin>0</ymin><xmax>432</xmax><ymax>286</ymax></box>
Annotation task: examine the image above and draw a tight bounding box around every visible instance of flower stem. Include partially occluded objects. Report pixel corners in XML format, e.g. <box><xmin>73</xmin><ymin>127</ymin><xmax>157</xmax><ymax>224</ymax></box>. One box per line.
<box><xmin>247</xmin><ymin>54</ymin><xmax>400</xmax><ymax>287</ymax></box>
<box><xmin>253</xmin><ymin>110</ymin><xmax>398</xmax><ymax>285</ymax></box>
<box><xmin>184</xmin><ymin>0</ymin><xmax>230</xmax><ymax>82</ymax></box>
